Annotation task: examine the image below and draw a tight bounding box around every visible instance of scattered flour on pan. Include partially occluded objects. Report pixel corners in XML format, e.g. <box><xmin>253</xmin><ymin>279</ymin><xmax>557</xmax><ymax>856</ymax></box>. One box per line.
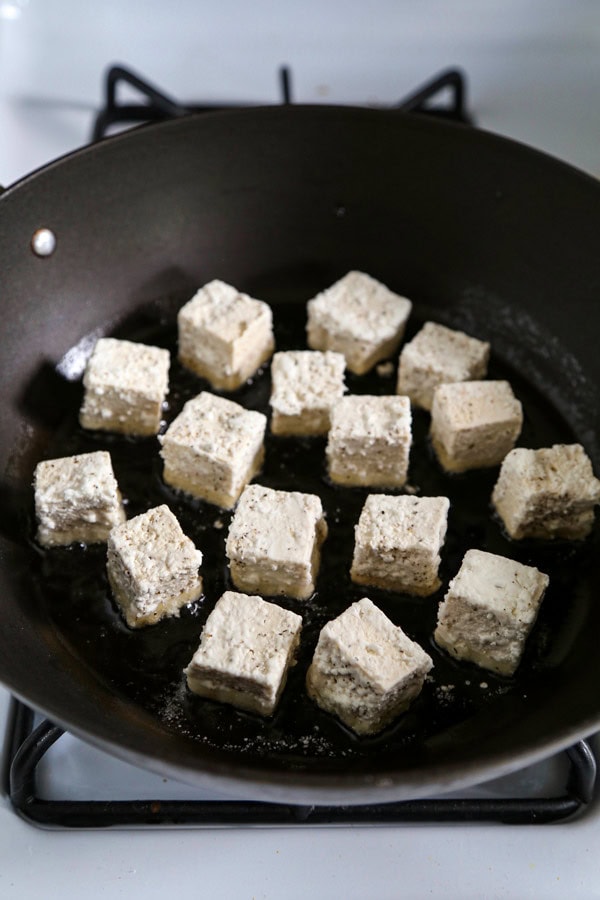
<box><xmin>155</xmin><ymin>683</ymin><xmax>351</xmax><ymax>758</ymax></box>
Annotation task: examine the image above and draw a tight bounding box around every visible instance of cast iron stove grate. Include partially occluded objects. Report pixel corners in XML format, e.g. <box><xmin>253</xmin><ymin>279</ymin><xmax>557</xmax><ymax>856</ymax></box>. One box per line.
<box><xmin>4</xmin><ymin>65</ymin><xmax>596</xmax><ymax>830</ymax></box>
<box><xmin>3</xmin><ymin>698</ymin><xmax>596</xmax><ymax>828</ymax></box>
<box><xmin>91</xmin><ymin>63</ymin><xmax>472</xmax><ymax>141</ymax></box>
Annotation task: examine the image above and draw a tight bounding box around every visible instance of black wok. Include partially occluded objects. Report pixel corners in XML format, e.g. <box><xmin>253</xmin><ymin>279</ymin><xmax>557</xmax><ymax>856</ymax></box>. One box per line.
<box><xmin>1</xmin><ymin>105</ymin><xmax>599</xmax><ymax>805</ymax></box>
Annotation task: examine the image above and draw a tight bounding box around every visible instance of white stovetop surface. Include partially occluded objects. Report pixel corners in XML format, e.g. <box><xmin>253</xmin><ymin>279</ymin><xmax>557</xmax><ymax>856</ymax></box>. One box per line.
<box><xmin>1</xmin><ymin>2</ymin><xmax>600</xmax><ymax>898</ymax></box>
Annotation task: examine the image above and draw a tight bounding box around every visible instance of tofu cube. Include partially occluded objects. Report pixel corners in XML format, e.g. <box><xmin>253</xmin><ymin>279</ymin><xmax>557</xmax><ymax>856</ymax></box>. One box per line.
<box><xmin>306</xmin><ymin>597</ymin><xmax>433</xmax><ymax>735</ymax></box>
<box><xmin>177</xmin><ymin>280</ymin><xmax>275</xmax><ymax>391</ymax></box>
<box><xmin>492</xmin><ymin>444</ymin><xmax>600</xmax><ymax>540</ymax></box>
<box><xmin>184</xmin><ymin>591</ymin><xmax>303</xmax><ymax>716</ymax></box>
<box><xmin>351</xmin><ymin>494</ymin><xmax>450</xmax><ymax>596</ymax></box>
<box><xmin>326</xmin><ymin>395</ymin><xmax>412</xmax><ymax>488</ymax></box>
<box><xmin>107</xmin><ymin>504</ymin><xmax>203</xmax><ymax>628</ymax></box>
<box><xmin>269</xmin><ymin>350</ymin><xmax>346</xmax><ymax>436</ymax></box>
<box><xmin>397</xmin><ymin>321</ymin><xmax>490</xmax><ymax>411</ymax></box>
<box><xmin>34</xmin><ymin>450</ymin><xmax>125</xmax><ymax>547</ymax></box>
<box><xmin>159</xmin><ymin>392</ymin><xmax>266</xmax><ymax>509</ymax></box>
<box><xmin>79</xmin><ymin>338</ymin><xmax>170</xmax><ymax>436</ymax></box>
<box><xmin>430</xmin><ymin>380</ymin><xmax>523</xmax><ymax>473</ymax></box>
<box><xmin>306</xmin><ymin>271</ymin><xmax>412</xmax><ymax>375</ymax></box>
<box><xmin>226</xmin><ymin>484</ymin><xmax>328</xmax><ymax>600</ymax></box>
<box><xmin>434</xmin><ymin>549</ymin><xmax>549</xmax><ymax>676</ymax></box>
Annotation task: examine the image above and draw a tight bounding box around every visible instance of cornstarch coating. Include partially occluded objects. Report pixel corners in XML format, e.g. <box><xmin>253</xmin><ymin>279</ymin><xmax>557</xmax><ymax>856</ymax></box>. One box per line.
<box><xmin>306</xmin><ymin>270</ymin><xmax>412</xmax><ymax>375</ymax></box>
<box><xmin>306</xmin><ymin>597</ymin><xmax>433</xmax><ymax>735</ymax></box>
<box><xmin>79</xmin><ymin>337</ymin><xmax>170</xmax><ymax>436</ymax></box>
<box><xmin>397</xmin><ymin>321</ymin><xmax>490</xmax><ymax>411</ymax></box>
<box><xmin>177</xmin><ymin>279</ymin><xmax>274</xmax><ymax>391</ymax></box>
<box><xmin>107</xmin><ymin>504</ymin><xmax>203</xmax><ymax>628</ymax></box>
<box><xmin>226</xmin><ymin>483</ymin><xmax>328</xmax><ymax>601</ymax></box>
<box><xmin>269</xmin><ymin>349</ymin><xmax>346</xmax><ymax>436</ymax></box>
<box><xmin>159</xmin><ymin>391</ymin><xmax>267</xmax><ymax>509</ymax></box>
<box><xmin>326</xmin><ymin>394</ymin><xmax>412</xmax><ymax>487</ymax></box>
<box><xmin>351</xmin><ymin>494</ymin><xmax>450</xmax><ymax>596</ymax></box>
<box><xmin>34</xmin><ymin>450</ymin><xmax>125</xmax><ymax>547</ymax></box>
<box><xmin>434</xmin><ymin>549</ymin><xmax>549</xmax><ymax>676</ymax></box>
<box><xmin>491</xmin><ymin>443</ymin><xmax>600</xmax><ymax>540</ymax></box>
<box><xmin>185</xmin><ymin>591</ymin><xmax>303</xmax><ymax>716</ymax></box>
<box><xmin>430</xmin><ymin>380</ymin><xmax>523</xmax><ymax>473</ymax></box>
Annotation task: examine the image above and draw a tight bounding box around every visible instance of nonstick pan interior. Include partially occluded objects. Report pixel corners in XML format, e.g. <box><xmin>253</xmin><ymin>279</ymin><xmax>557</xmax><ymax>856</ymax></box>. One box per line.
<box><xmin>1</xmin><ymin>106</ymin><xmax>599</xmax><ymax>803</ymax></box>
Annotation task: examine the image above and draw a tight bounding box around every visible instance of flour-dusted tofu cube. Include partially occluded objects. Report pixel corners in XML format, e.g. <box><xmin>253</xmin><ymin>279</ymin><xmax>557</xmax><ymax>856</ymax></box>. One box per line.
<box><xmin>306</xmin><ymin>271</ymin><xmax>412</xmax><ymax>375</ymax></box>
<box><xmin>492</xmin><ymin>444</ymin><xmax>600</xmax><ymax>540</ymax></box>
<box><xmin>34</xmin><ymin>450</ymin><xmax>126</xmax><ymax>547</ymax></box>
<box><xmin>434</xmin><ymin>549</ymin><xmax>549</xmax><ymax>676</ymax></box>
<box><xmin>226</xmin><ymin>484</ymin><xmax>328</xmax><ymax>600</ymax></box>
<box><xmin>351</xmin><ymin>494</ymin><xmax>450</xmax><ymax>596</ymax></box>
<box><xmin>430</xmin><ymin>380</ymin><xmax>523</xmax><ymax>473</ymax></box>
<box><xmin>177</xmin><ymin>280</ymin><xmax>275</xmax><ymax>391</ymax></box>
<box><xmin>159</xmin><ymin>392</ymin><xmax>266</xmax><ymax>509</ymax></box>
<box><xmin>326</xmin><ymin>395</ymin><xmax>412</xmax><ymax>488</ymax></box>
<box><xmin>107</xmin><ymin>505</ymin><xmax>203</xmax><ymax>628</ymax></box>
<box><xmin>184</xmin><ymin>591</ymin><xmax>302</xmax><ymax>716</ymax></box>
<box><xmin>306</xmin><ymin>597</ymin><xmax>433</xmax><ymax>735</ymax></box>
<box><xmin>397</xmin><ymin>321</ymin><xmax>490</xmax><ymax>411</ymax></box>
<box><xmin>79</xmin><ymin>337</ymin><xmax>170</xmax><ymax>436</ymax></box>
<box><xmin>269</xmin><ymin>350</ymin><xmax>346</xmax><ymax>436</ymax></box>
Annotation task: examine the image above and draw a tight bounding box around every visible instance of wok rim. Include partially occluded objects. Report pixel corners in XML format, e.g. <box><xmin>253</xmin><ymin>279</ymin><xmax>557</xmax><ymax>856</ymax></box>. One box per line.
<box><xmin>8</xmin><ymin>682</ymin><xmax>600</xmax><ymax>805</ymax></box>
<box><xmin>4</xmin><ymin>101</ymin><xmax>600</xmax><ymax>197</ymax></box>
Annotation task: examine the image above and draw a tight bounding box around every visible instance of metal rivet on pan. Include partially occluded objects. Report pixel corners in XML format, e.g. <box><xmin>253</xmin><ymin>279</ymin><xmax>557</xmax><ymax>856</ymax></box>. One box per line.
<box><xmin>31</xmin><ymin>227</ymin><xmax>57</xmax><ymax>257</ymax></box>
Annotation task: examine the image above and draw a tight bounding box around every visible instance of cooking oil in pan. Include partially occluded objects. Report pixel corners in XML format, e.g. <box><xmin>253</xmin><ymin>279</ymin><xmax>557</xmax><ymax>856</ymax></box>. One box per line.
<box><xmin>27</xmin><ymin>298</ymin><xmax>597</xmax><ymax>769</ymax></box>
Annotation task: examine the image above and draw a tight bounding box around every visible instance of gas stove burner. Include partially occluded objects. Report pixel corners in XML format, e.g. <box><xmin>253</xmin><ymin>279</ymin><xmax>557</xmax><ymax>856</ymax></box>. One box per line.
<box><xmin>3</xmin><ymin>61</ymin><xmax>596</xmax><ymax>833</ymax></box>
<box><xmin>91</xmin><ymin>64</ymin><xmax>472</xmax><ymax>143</ymax></box>
<box><xmin>4</xmin><ymin>698</ymin><xmax>596</xmax><ymax>828</ymax></box>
